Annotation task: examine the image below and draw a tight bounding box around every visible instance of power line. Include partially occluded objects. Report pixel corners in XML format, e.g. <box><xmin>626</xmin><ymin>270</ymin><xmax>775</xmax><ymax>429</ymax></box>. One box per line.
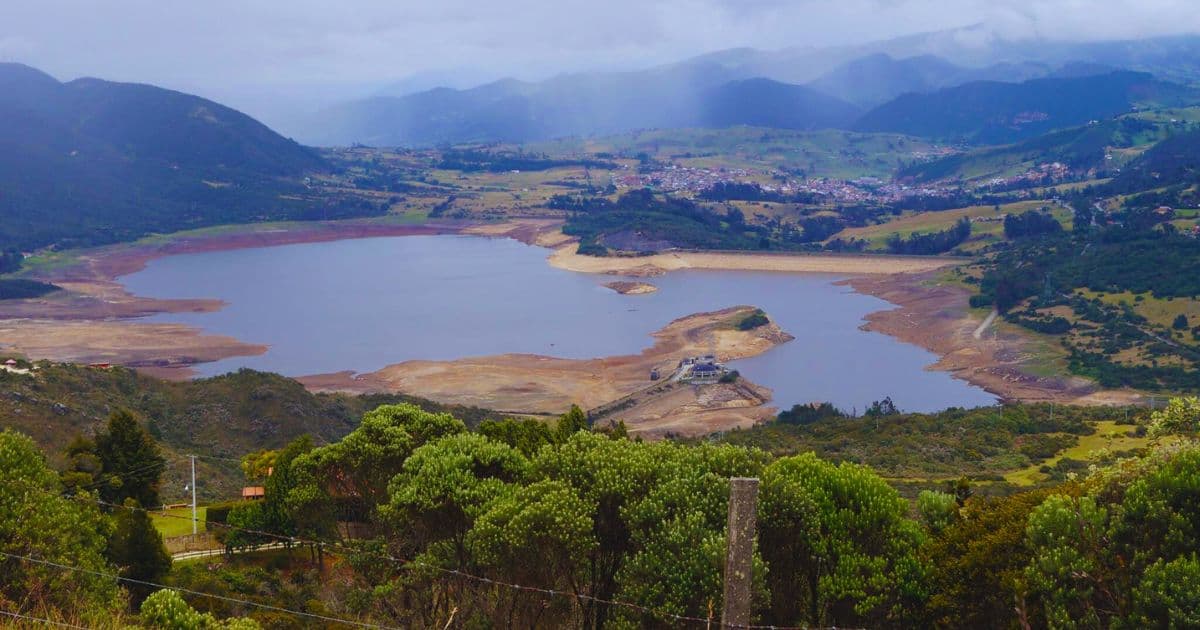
<box><xmin>9</xmin><ymin>477</ymin><xmax>820</xmax><ymax>628</ymax></box>
<box><xmin>0</xmin><ymin>608</ymin><xmax>91</xmax><ymax>629</ymax></box>
<box><xmin>186</xmin><ymin>453</ymin><xmax>245</xmax><ymax>464</ymax></box>
<box><xmin>0</xmin><ymin>550</ymin><xmax>397</xmax><ymax>630</ymax></box>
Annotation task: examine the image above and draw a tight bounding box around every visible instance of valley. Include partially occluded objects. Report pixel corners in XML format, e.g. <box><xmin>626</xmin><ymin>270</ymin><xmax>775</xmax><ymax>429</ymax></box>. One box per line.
<box><xmin>9</xmin><ymin>18</ymin><xmax>1200</xmax><ymax>629</ymax></box>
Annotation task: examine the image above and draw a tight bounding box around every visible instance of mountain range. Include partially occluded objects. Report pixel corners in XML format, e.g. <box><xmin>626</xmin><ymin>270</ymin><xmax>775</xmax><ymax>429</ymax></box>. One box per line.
<box><xmin>0</xmin><ymin>63</ymin><xmax>375</xmax><ymax>253</ymax></box>
<box><xmin>303</xmin><ymin>62</ymin><xmax>863</xmax><ymax>146</ymax></box>
<box><xmin>854</xmin><ymin>71</ymin><xmax>1196</xmax><ymax>144</ymax></box>
<box><xmin>298</xmin><ymin>31</ymin><xmax>1200</xmax><ymax>147</ymax></box>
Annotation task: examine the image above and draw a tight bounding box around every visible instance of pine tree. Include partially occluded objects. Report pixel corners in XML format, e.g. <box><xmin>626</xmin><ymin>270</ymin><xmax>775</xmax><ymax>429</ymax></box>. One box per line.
<box><xmin>107</xmin><ymin>498</ymin><xmax>172</xmax><ymax>606</ymax></box>
<box><xmin>95</xmin><ymin>410</ymin><xmax>167</xmax><ymax>508</ymax></box>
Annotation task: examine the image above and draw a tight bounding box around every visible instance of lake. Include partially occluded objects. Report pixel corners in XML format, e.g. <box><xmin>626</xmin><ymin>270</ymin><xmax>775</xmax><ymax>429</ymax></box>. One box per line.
<box><xmin>120</xmin><ymin>235</ymin><xmax>996</xmax><ymax>413</ymax></box>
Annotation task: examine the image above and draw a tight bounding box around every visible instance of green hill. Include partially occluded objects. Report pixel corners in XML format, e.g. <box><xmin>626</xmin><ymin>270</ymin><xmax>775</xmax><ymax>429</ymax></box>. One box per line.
<box><xmin>0</xmin><ymin>63</ymin><xmax>380</xmax><ymax>254</ymax></box>
<box><xmin>855</xmin><ymin>71</ymin><xmax>1197</xmax><ymax>144</ymax></box>
<box><xmin>0</xmin><ymin>363</ymin><xmax>502</xmax><ymax>500</ymax></box>
<box><xmin>699</xmin><ymin>78</ymin><xmax>861</xmax><ymax>130</ymax></box>
<box><xmin>898</xmin><ymin>116</ymin><xmax>1168</xmax><ymax>183</ymax></box>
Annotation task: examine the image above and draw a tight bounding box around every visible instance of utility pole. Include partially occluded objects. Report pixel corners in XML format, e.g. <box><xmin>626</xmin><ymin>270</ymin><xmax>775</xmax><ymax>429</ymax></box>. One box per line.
<box><xmin>190</xmin><ymin>455</ymin><xmax>197</xmax><ymax>537</ymax></box>
<box><xmin>722</xmin><ymin>477</ymin><xmax>759</xmax><ymax>629</ymax></box>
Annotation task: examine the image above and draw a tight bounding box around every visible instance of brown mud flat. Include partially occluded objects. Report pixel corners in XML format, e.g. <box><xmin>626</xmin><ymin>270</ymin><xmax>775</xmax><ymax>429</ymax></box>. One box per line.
<box><xmin>846</xmin><ymin>273</ymin><xmax>1143</xmax><ymax>406</ymax></box>
<box><xmin>549</xmin><ymin>242</ymin><xmax>961</xmax><ymax>277</ymax></box>
<box><xmin>603</xmin><ymin>281</ymin><xmax>658</xmax><ymax>295</ymax></box>
<box><xmin>0</xmin><ymin>319</ymin><xmax>265</xmax><ymax>377</ymax></box>
<box><xmin>299</xmin><ymin>306</ymin><xmax>794</xmax><ymax>436</ymax></box>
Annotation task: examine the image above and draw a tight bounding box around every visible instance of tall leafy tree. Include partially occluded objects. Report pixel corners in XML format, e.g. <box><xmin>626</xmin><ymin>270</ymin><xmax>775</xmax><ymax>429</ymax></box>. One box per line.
<box><xmin>758</xmin><ymin>452</ymin><xmax>928</xmax><ymax>627</ymax></box>
<box><xmin>0</xmin><ymin>430</ymin><xmax>121</xmax><ymax>619</ymax></box>
<box><xmin>95</xmin><ymin>410</ymin><xmax>167</xmax><ymax>508</ymax></box>
<box><xmin>923</xmin><ymin>488</ymin><xmax>1062</xmax><ymax>628</ymax></box>
<box><xmin>287</xmin><ymin>404</ymin><xmax>465</xmax><ymax>539</ymax></box>
<box><xmin>555</xmin><ymin>404</ymin><xmax>590</xmax><ymax>442</ymax></box>
<box><xmin>1024</xmin><ymin>440</ymin><xmax>1200</xmax><ymax>627</ymax></box>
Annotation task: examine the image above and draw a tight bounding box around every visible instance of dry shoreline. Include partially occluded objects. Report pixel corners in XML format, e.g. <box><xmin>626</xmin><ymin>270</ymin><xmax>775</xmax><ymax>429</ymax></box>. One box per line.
<box><xmin>0</xmin><ymin>217</ymin><xmax>1139</xmax><ymax>427</ymax></box>
<box><xmin>299</xmin><ymin>306</ymin><xmax>794</xmax><ymax>436</ymax></box>
<box><xmin>845</xmin><ymin>274</ymin><xmax>1143</xmax><ymax>406</ymax></box>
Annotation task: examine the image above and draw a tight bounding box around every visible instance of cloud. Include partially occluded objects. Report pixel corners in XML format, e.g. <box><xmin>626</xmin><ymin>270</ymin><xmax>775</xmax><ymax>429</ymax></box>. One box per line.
<box><xmin>2</xmin><ymin>0</ymin><xmax>1199</xmax><ymax>124</ymax></box>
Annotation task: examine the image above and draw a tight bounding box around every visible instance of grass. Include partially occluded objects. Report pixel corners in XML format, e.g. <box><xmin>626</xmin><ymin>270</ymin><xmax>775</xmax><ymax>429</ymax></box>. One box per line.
<box><xmin>151</xmin><ymin>506</ymin><xmax>207</xmax><ymax>538</ymax></box>
<box><xmin>1004</xmin><ymin>420</ymin><xmax>1153</xmax><ymax>486</ymax></box>
<box><xmin>833</xmin><ymin>200</ymin><xmax>1054</xmax><ymax>249</ymax></box>
<box><xmin>1078</xmin><ymin>289</ymin><xmax>1200</xmax><ymax>342</ymax></box>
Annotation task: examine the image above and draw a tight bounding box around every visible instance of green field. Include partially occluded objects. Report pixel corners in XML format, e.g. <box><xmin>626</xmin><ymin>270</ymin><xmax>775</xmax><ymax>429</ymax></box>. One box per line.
<box><xmin>528</xmin><ymin>127</ymin><xmax>946</xmax><ymax>180</ymax></box>
<box><xmin>1004</xmin><ymin>420</ymin><xmax>1155</xmax><ymax>485</ymax></box>
<box><xmin>151</xmin><ymin>506</ymin><xmax>207</xmax><ymax>538</ymax></box>
<box><xmin>833</xmin><ymin>200</ymin><xmax>1060</xmax><ymax>250</ymax></box>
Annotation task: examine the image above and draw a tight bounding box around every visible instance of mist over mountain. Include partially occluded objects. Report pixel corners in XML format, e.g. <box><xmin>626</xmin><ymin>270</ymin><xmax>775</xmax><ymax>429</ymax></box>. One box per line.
<box><xmin>295</xmin><ymin>30</ymin><xmax>1200</xmax><ymax>148</ymax></box>
<box><xmin>0</xmin><ymin>63</ymin><xmax>372</xmax><ymax>252</ymax></box>
<box><xmin>303</xmin><ymin>63</ymin><xmax>861</xmax><ymax>146</ymax></box>
<box><xmin>806</xmin><ymin>53</ymin><xmax>1050</xmax><ymax>108</ymax></box>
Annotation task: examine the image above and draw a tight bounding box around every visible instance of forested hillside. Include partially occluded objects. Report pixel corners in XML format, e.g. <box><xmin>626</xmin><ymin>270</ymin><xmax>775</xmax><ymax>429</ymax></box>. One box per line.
<box><xmin>855</xmin><ymin>71</ymin><xmax>1195</xmax><ymax>144</ymax></box>
<box><xmin>0</xmin><ymin>363</ymin><xmax>501</xmax><ymax>499</ymax></box>
<box><xmin>897</xmin><ymin>116</ymin><xmax>1165</xmax><ymax>182</ymax></box>
<box><xmin>0</xmin><ymin>63</ymin><xmax>382</xmax><ymax>254</ymax></box>
<box><xmin>6</xmin><ymin>394</ymin><xmax>1200</xmax><ymax>628</ymax></box>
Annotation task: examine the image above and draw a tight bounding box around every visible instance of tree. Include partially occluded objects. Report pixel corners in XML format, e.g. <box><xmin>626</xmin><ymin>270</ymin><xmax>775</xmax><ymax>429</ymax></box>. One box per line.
<box><xmin>94</xmin><ymin>410</ymin><xmax>167</xmax><ymax>508</ymax></box>
<box><xmin>139</xmin><ymin>589</ymin><xmax>261</xmax><ymax>629</ymax></box>
<box><xmin>1128</xmin><ymin>555</ymin><xmax>1200</xmax><ymax>628</ymax></box>
<box><xmin>287</xmin><ymin>404</ymin><xmax>465</xmax><ymax>537</ymax></box>
<box><xmin>1148</xmin><ymin>396</ymin><xmax>1200</xmax><ymax>438</ymax></box>
<box><xmin>923</xmin><ymin>488</ymin><xmax>1060</xmax><ymax>628</ymax></box>
<box><xmin>107</xmin><ymin>498</ymin><xmax>172</xmax><ymax>606</ymax></box>
<box><xmin>864</xmin><ymin>396</ymin><xmax>899</xmax><ymax>418</ymax></box>
<box><xmin>555</xmin><ymin>404</ymin><xmax>590</xmax><ymax>441</ymax></box>
<box><xmin>239</xmin><ymin>449</ymin><xmax>277</xmax><ymax>482</ymax></box>
<box><xmin>1024</xmin><ymin>443</ymin><xmax>1200</xmax><ymax>627</ymax></box>
<box><xmin>0</xmin><ymin>430</ymin><xmax>121</xmax><ymax>619</ymax></box>
<box><xmin>226</xmin><ymin>435</ymin><xmax>313</xmax><ymax>548</ymax></box>
<box><xmin>1174</xmin><ymin>313</ymin><xmax>1190</xmax><ymax>330</ymax></box>
<box><xmin>915</xmin><ymin>491</ymin><xmax>958</xmax><ymax>535</ymax></box>
<box><xmin>61</xmin><ymin>434</ymin><xmax>103</xmax><ymax>495</ymax></box>
<box><xmin>382</xmin><ymin>433</ymin><xmax>529</xmax><ymax>565</ymax></box>
<box><xmin>478</xmin><ymin>417</ymin><xmax>555</xmax><ymax>457</ymax></box>
<box><xmin>467</xmin><ymin>480</ymin><xmax>596</xmax><ymax>625</ymax></box>
<box><xmin>757</xmin><ymin>453</ymin><xmax>927</xmax><ymax>627</ymax></box>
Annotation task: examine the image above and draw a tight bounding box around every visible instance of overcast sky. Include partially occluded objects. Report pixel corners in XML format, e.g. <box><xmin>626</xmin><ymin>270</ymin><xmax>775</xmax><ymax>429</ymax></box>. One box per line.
<box><xmin>3</xmin><ymin>0</ymin><xmax>1200</xmax><ymax>118</ymax></box>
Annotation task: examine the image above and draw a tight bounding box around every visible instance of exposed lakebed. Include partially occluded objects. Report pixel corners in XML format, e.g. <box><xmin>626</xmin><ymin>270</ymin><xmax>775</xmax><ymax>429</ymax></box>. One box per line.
<box><xmin>119</xmin><ymin>234</ymin><xmax>995</xmax><ymax>412</ymax></box>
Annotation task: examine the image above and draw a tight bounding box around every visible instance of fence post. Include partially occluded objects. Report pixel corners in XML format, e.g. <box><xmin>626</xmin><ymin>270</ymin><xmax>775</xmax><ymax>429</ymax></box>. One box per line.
<box><xmin>721</xmin><ymin>477</ymin><xmax>759</xmax><ymax>629</ymax></box>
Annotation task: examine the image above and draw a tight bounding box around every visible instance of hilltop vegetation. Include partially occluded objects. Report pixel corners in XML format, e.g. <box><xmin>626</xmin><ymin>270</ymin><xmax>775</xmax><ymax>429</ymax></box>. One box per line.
<box><xmin>7</xmin><ymin>394</ymin><xmax>1200</xmax><ymax>628</ymax></box>
<box><xmin>710</xmin><ymin>402</ymin><xmax>1146</xmax><ymax>488</ymax></box>
<box><xmin>0</xmin><ymin>363</ymin><xmax>502</xmax><ymax>500</ymax></box>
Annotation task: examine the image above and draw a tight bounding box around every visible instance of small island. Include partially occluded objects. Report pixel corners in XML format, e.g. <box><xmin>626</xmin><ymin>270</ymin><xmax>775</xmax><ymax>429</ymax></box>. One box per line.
<box><xmin>604</xmin><ymin>280</ymin><xmax>659</xmax><ymax>295</ymax></box>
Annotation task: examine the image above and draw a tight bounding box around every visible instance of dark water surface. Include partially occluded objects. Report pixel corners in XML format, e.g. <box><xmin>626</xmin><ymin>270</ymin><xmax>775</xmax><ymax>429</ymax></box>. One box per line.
<box><xmin>120</xmin><ymin>235</ymin><xmax>996</xmax><ymax>413</ymax></box>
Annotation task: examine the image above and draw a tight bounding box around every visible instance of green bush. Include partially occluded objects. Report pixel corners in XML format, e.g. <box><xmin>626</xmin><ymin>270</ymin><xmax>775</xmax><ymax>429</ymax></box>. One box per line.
<box><xmin>737</xmin><ymin>309</ymin><xmax>770</xmax><ymax>331</ymax></box>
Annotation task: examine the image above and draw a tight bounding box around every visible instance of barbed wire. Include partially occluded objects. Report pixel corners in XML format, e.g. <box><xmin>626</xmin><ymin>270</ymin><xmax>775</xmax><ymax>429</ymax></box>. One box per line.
<box><xmin>0</xmin><ymin>550</ymin><xmax>398</xmax><ymax>630</ymax></box>
<box><xmin>0</xmin><ymin>608</ymin><xmax>91</xmax><ymax>629</ymax></box>
<box><xmin>6</xmin><ymin>479</ymin><xmax>832</xmax><ymax>630</ymax></box>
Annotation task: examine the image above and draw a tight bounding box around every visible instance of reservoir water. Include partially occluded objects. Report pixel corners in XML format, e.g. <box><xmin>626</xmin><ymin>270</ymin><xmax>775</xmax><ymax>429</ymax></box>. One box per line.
<box><xmin>120</xmin><ymin>235</ymin><xmax>996</xmax><ymax>413</ymax></box>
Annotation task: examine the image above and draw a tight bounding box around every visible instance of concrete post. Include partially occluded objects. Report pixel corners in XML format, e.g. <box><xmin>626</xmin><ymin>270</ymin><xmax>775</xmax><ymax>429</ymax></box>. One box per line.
<box><xmin>721</xmin><ymin>477</ymin><xmax>759</xmax><ymax>629</ymax></box>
